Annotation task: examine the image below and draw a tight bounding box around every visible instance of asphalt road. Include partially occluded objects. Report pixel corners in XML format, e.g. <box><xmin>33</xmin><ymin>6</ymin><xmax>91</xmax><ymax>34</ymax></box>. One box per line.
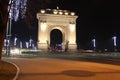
<box><xmin>3</xmin><ymin>57</ymin><xmax>120</xmax><ymax>80</ymax></box>
<box><xmin>10</xmin><ymin>52</ymin><xmax>120</xmax><ymax>65</ymax></box>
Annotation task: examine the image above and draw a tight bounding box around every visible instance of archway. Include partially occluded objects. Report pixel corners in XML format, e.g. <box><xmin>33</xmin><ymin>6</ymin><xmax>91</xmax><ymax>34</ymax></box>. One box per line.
<box><xmin>37</xmin><ymin>9</ymin><xmax>78</xmax><ymax>51</ymax></box>
<box><xmin>50</xmin><ymin>29</ymin><xmax>62</xmax><ymax>49</ymax></box>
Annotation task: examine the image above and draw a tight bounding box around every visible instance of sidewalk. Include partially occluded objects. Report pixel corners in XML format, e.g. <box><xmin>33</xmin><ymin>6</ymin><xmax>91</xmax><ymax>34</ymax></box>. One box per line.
<box><xmin>2</xmin><ymin>51</ymin><xmax>120</xmax><ymax>59</ymax></box>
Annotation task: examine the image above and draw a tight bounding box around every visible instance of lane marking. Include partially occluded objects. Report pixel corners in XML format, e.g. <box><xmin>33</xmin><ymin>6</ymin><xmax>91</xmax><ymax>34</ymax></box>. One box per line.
<box><xmin>3</xmin><ymin>59</ymin><xmax>20</xmax><ymax>80</ymax></box>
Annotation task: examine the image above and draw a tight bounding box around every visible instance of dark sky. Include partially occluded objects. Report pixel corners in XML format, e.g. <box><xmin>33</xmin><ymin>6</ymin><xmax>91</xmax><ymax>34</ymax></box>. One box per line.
<box><xmin>57</xmin><ymin>0</ymin><xmax>120</xmax><ymax>50</ymax></box>
<box><xmin>12</xmin><ymin>0</ymin><xmax>120</xmax><ymax>51</ymax></box>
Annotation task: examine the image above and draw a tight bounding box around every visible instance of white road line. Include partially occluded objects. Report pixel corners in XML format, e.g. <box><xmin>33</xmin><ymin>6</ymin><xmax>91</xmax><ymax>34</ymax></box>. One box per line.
<box><xmin>3</xmin><ymin>60</ymin><xmax>20</xmax><ymax>80</ymax></box>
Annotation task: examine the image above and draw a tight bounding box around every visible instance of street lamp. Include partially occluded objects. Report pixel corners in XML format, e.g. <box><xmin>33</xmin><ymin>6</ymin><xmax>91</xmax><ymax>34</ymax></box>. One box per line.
<box><xmin>14</xmin><ymin>36</ymin><xmax>18</xmax><ymax>47</ymax></box>
<box><xmin>112</xmin><ymin>36</ymin><xmax>117</xmax><ymax>51</ymax></box>
<box><xmin>20</xmin><ymin>41</ymin><xmax>23</xmax><ymax>49</ymax></box>
<box><xmin>92</xmin><ymin>37</ymin><xmax>96</xmax><ymax>52</ymax></box>
<box><xmin>6</xmin><ymin>9</ymin><xmax>12</xmax><ymax>56</ymax></box>
<box><xmin>29</xmin><ymin>37</ymin><xmax>33</xmax><ymax>48</ymax></box>
<box><xmin>25</xmin><ymin>42</ymin><xmax>29</xmax><ymax>49</ymax></box>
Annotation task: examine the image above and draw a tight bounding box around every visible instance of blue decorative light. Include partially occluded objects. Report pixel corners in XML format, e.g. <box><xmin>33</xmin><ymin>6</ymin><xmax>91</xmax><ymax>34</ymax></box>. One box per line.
<box><xmin>112</xmin><ymin>36</ymin><xmax>117</xmax><ymax>47</ymax></box>
<box><xmin>92</xmin><ymin>38</ymin><xmax>96</xmax><ymax>47</ymax></box>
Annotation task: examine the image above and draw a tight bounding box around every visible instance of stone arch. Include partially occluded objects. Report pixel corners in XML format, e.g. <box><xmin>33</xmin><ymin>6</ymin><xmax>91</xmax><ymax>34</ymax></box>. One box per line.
<box><xmin>48</xmin><ymin>25</ymin><xmax>65</xmax><ymax>44</ymax></box>
<box><xmin>37</xmin><ymin>9</ymin><xmax>78</xmax><ymax>51</ymax></box>
<box><xmin>50</xmin><ymin>29</ymin><xmax>62</xmax><ymax>48</ymax></box>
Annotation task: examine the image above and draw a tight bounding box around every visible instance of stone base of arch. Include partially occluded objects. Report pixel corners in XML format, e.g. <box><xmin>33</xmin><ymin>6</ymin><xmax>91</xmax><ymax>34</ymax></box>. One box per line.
<box><xmin>67</xmin><ymin>44</ymin><xmax>77</xmax><ymax>51</ymax></box>
<box><xmin>37</xmin><ymin>42</ymin><xmax>77</xmax><ymax>52</ymax></box>
<box><xmin>37</xmin><ymin>43</ymin><xmax>48</xmax><ymax>51</ymax></box>
<box><xmin>68</xmin><ymin>44</ymin><xmax>77</xmax><ymax>49</ymax></box>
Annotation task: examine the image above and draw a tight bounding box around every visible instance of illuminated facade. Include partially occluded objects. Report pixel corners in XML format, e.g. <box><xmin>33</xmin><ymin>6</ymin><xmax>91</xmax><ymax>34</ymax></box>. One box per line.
<box><xmin>37</xmin><ymin>9</ymin><xmax>78</xmax><ymax>51</ymax></box>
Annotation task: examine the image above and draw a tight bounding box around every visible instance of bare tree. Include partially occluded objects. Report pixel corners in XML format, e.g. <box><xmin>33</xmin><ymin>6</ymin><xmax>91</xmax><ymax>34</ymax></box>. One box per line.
<box><xmin>0</xmin><ymin>0</ymin><xmax>53</xmax><ymax>60</ymax></box>
<box><xmin>0</xmin><ymin>0</ymin><xmax>9</xmax><ymax>60</ymax></box>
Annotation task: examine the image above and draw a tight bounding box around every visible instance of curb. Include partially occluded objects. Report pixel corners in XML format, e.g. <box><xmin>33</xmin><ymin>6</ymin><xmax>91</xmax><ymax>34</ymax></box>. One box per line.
<box><xmin>3</xmin><ymin>60</ymin><xmax>20</xmax><ymax>80</ymax></box>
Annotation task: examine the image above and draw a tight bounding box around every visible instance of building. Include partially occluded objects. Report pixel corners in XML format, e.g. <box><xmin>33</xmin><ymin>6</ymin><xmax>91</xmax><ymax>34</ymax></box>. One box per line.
<box><xmin>37</xmin><ymin>9</ymin><xmax>78</xmax><ymax>51</ymax></box>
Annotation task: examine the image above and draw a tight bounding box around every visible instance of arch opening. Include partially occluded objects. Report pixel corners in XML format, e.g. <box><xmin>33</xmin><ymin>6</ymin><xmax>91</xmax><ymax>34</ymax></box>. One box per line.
<box><xmin>50</xmin><ymin>29</ymin><xmax>62</xmax><ymax>50</ymax></box>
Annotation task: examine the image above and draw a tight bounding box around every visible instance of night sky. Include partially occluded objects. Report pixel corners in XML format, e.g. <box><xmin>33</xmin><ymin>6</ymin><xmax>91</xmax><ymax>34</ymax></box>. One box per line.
<box><xmin>11</xmin><ymin>0</ymin><xmax>120</xmax><ymax>51</ymax></box>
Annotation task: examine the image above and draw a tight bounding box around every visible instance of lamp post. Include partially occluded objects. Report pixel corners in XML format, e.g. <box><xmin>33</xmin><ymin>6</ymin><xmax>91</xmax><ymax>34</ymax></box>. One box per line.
<box><xmin>5</xmin><ymin>0</ymin><xmax>14</xmax><ymax>56</ymax></box>
<box><xmin>20</xmin><ymin>41</ymin><xmax>22</xmax><ymax>49</ymax></box>
<box><xmin>112</xmin><ymin>36</ymin><xmax>117</xmax><ymax>52</ymax></box>
<box><xmin>14</xmin><ymin>36</ymin><xmax>18</xmax><ymax>47</ymax></box>
<box><xmin>6</xmin><ymin>17</ymin><xmax>12</xmax><ymax>56</ymax></box>
<box><xmin>29</xmin><ymin>37</ymin><xmax>33</xmax><ymax>48</ymax></box>
<box><xmin>92</xmin><ymin>37</ymin><xmax>96</xmax><ymax>52</ymax></box>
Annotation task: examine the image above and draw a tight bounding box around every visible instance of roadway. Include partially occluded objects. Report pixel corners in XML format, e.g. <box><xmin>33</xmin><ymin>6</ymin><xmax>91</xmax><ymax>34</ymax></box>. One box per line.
<box><xmin>3</xmin><ymin>56</ymin><xmax>120</xmax><ymax>80</ymax></box>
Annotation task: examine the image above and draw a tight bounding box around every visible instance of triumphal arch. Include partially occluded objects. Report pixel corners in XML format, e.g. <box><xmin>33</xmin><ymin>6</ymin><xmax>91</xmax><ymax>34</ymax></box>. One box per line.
<box><xmin>37</xmin><ymin>9</ymin><xmax>78</xmax><ymax>51</ymax></box>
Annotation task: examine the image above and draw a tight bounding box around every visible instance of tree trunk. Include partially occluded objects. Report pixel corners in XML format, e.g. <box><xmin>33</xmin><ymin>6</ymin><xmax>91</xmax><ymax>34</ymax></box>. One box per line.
<box><xmin>0</xmin><ymin>2</ymin><xmax>7</xmax><ymax>71</ymax></box>
<box><xmin>0</xmin><ymin>0</ymin><xmax>9</xmax><ymax>61</ymax></box>
<box><xmin>0</xmin><ymin>30</ymin><xmax>6</xmax><ymax>71</ymax></box>
<box><xmin>0</xmin><ymin>32</ymin><xmax>5</xmax><ymax>59</ymax></box>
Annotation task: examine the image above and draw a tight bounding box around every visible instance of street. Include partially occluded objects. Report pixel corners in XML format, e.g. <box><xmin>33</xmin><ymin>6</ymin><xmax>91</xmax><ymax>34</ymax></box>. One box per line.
<box><xmin>3</xmin><ymin>57</ymin><xmax>120</xmax><ymax>80</ymax></box>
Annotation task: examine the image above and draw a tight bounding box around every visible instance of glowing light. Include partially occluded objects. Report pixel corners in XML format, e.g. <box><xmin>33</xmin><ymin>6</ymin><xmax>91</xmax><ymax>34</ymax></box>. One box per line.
<box><xmin>14</xmin><ymin>37</ymin><xmax>17</xmax><ymax>46</ymax></box>
<box><xmin>59</xmin><ymin>11</ymin><xmax>63</xmax><ymax>15</ymax></box>
<box><xmin>57</xmin><ymin>6</ymin><xmax>59</xmax><ymax>9</ymax></box>
<box><xmin>20</xmin><ymin>41</ymin><xmax>22</xmax><ymax>48</ymax></box>
<box><xmin>29</xmin><ymin>37</ymin><xmax>33</xmax><ymax>47</ymax></box>
<box><xmin>41</xmin><ymin>22</ymin><xmax>47</xmax><ymax>31</ymax></box>
<box><xmin>41</xmin><ymin>10</ymin><xmax>45</xmax><ymax>13</ymax></box>
<box><xmin>25</xmin><ymin>42</ymin><xmax>29</xmax><ymax>48</ymax></box>
<box><xmin>7</xmin><ymin>40</ymin><xmax>10</xmax><ymax>46</ymax></box>
<box><xmin>71</xmin><ymin>12</ymin><xmax>75</xmax><ymax>15</ymax></box>
<box><xmin>65</xmin><ymin>12</ymin><xmax>68</xmax><ymax>15</ymax></box>
<box><xmin>53</xmin><ymin>11</ymin><xmax>58</xmax><ymax>14</ymax></box>
<box><xmin>92</xmin><ymin>38</ymin><xmax>96</xmax><ymax>47</ymax></box>
<box><xmin>32</xmin><ymin>44</ymin><xmax>34</xmax><ymax>48</ymax></box>
<box><xmin>70</xmin><ymin>23</ymin><xmax>75</xmax><ymax>32</ymax></box>
<box><xmin>112</xmin><ymin>36</ymin><xmax>117</xmax><ymax>46</ymax></box>
<box><xmin>4</xmin><ymin>39</ymin><xmax>7</xmax><ymax>46</ymax></box>
<box><xmin>4</xmin><ymin>39</ymin><xmax>9</xmax><ymax>47</ymax></box>
<box><xmin>32</xmin><ymin>44</ymin><xmax>37</xmax><ymax>50</ymax></box>
<box><xmin>8</xmin><ymin>0</ymin><xmax>27</xmax><ymax>21</ymax></box>
<box><xmin>11</xmin><ymin>48</ymin><xmax>20</xmax><ymax>54</ymax></box>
